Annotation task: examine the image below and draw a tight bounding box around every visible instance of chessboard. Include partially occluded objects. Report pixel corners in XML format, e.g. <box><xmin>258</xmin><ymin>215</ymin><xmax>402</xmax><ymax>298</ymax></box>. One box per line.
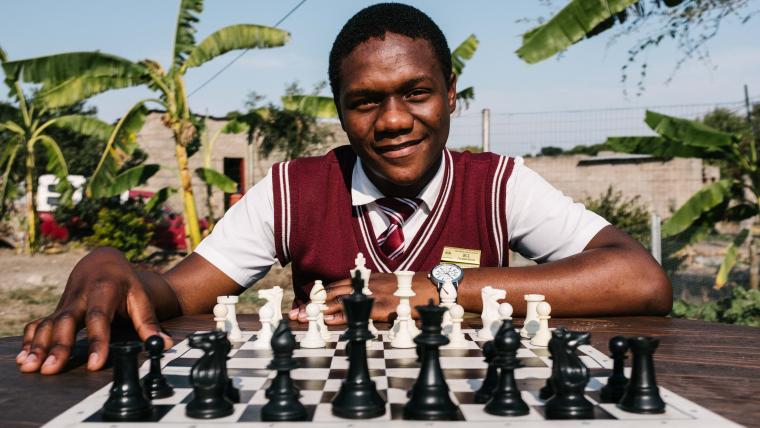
<box><xmin>43</xmin><ymin>329</ymin><xmax>740</xmax><ymax>427</ymax></box>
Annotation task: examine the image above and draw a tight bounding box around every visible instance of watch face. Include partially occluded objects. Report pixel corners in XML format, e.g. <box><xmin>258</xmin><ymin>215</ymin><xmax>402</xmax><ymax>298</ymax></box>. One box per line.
<box><xmin>431</xmin><ymin>263</ymin><xmax>463</xmax><ymax>284</ymax></box>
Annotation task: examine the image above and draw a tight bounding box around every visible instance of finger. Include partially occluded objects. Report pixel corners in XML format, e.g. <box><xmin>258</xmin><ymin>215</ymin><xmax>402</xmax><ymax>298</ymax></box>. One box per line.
<box><xmin>325</xmin><ymin>285</ymin><xmax>352</xmax><ymax>301</ymax></box>
<box><xmin>20</xmin><ymin>317</ymin><xmax>54</xmax><ymax>373</ymax></box>
<box><xmin>40</xmin><ymin>310</ymin><xmax>80</xmax><ymax>375</ymax></box>
<box><xmin>324</xmin><ymin>310</ymin><xmax>346</xmax><ymax>325</ymax></box>
<box><xmin>85</xmin><ymin>284</ymin><xmax>119</xmax><ymax>371</ymax></box>
<box><xmin>288</xmin><ymin>308</ymin><xmax>299</xmax><ymax>321</ymax></box>
<box><xmin>17</xmin><ymin>319</ymin><xmax>41</xmax><ymax>364</ymax></box>
<box><xmin>125</xmin><ymin>282</ymin><xmax>172</xmax><ymax>348</ymax></box>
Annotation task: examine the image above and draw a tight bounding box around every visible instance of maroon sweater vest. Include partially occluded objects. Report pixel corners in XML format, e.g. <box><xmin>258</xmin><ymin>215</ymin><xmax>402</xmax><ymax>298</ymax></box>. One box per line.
<box><xmin>271</xmin><ymin>146</ymin><xmax>515</xmax><ymax>307</ymax></box>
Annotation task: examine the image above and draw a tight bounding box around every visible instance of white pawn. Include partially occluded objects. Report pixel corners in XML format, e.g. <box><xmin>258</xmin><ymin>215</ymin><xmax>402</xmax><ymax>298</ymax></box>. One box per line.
<box><xmin>390</xmin><ymin>303</ymin><xmax>416</xmax><ymax>348</ymax></box>
<box><xmin>251</xmin><ymin>305</ymin><xmax>274</xmax><ymax>349</ymax></box>
<box><xmin>491</xmin><ymin>302</ymin><xmax>513</xmax><ymax>336</ymax></box>
<box><xmin>444</xmin><ymin>304</ymin><xmax>467</xmax><ymax>349</ymax></box>
<box><xmin>521</xmin><ymin>294</ymin><xmax>545</xmax><ymax>339</ymax></box>
<box><xmin>213</xmin><ymin>303</ymin><xmax>228</xmax><ymax>332</ymax></box>
<box><xmin>310</xmin><ymin>280</ymin><xmax>331</xmax><ymax>341</ymax></box>
<box><xmin>530</xmin><ymin>302</ymin><xmax>552</xmax><ymax>347</ymax></box>
<box><xmin>300</xmin><ymin>303</ymin><xmax>327</xmax><ymax>348</ymax></box>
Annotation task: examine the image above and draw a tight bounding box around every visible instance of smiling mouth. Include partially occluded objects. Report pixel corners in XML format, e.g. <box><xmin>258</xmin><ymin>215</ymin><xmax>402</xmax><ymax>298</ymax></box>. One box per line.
<box><xmin>374</xmin><ymin>138</ymin><xmax>423</xmax><ymax>154</ymax></box>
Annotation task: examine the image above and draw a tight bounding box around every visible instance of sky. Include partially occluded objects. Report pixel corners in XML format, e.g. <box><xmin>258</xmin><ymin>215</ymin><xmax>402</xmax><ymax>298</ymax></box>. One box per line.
<box><xmin>1</xmin><ymin>1</ymin><xmax>759</xmax><ymax>154</ymax></box>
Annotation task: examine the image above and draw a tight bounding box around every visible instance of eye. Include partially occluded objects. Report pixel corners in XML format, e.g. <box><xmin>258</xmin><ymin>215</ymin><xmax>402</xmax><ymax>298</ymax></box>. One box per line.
<box><xmin>406</xmin><ymin>89</ymin><xmax>430</xmax><ymax>101</ymax></box>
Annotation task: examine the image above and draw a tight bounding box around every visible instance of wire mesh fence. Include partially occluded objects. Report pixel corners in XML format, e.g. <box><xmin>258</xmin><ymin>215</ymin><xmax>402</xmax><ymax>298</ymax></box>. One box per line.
<box><xmin>449</xmin><ymin>96</ymin><xmax>760</xmax><ymax>156</ymax></box>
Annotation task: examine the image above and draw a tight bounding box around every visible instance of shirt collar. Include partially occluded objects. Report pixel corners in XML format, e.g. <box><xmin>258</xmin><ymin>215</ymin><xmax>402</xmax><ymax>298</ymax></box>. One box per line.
<box><xmin>351</xmin><ymin>155</ymin><xmax>444</xmax><ymax>210</ymax></box>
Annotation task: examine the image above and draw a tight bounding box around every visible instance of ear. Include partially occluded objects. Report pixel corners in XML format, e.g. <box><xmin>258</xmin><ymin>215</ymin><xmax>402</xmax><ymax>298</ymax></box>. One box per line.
<box><xmin>447</xmin><ymin>73</ymin><xmax>458</xmax><ymax>114</ymax></box>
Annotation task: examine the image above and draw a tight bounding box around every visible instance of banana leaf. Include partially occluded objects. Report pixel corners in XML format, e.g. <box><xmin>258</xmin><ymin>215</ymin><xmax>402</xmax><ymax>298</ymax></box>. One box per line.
<box><xmin>662</xmin><ymin>179</ymin><xmax>733</xmax><ymax>238</ymax></box>
<box><xmin>38</xmin><ymin>73</ymin><xmax>149</xmax><ymax>108</ymax></box>
<box><xmin>715</xmin><ymin>228</ymin><xmax>750</xmax><ymax>289</ymax></box>
<box><xmin>281</xmin><ymin>95</ymin><xmax>337</xmax><ymax>119</ymax></box>
<box><xmin>451</xmin><ymin>34</ymin><xmax>479</xmax><ymax>77</ymax></box>
<box><xmin>184</xmin><ymin>24</ymin><xmax>290</xmax><ymax>69</ymax></box>
<box><xmin>645</xmin><ymin>111</ymin><xmax>738</xmax><ymax>148</ymax></box>
<box><xmin>516</xmin><ymin>0</ymin><xmax>640</xmax><ymax>64</ymax></box>
<box><xmin>172</xmin><ymin>0</ymin><xmax>204</xmax><ymax>69</ymax></box>
<box><xmin>605</xmin><ymin>136</ymin><xmax>727</xmax><ymax>160</ymax></box>
<box><xmin>3</xmin><ymin>52</ymin><xmax>147</xmax><ymax>86</ymax></box>
<box><xmin>100</xmin><ymin>164</ymin><xmax>160</xmax><ymax>198</ymax></box>
<box><xmin>36</xmin><ymin>134</ymin><xmax>68</xmax><ymax>179</ymax></box>
<box><xmin>53</xmin><ymin>115</ymin><xmax>113</xmax><ymax>140</ymax></box>
<box><xmin>456</xmin><ymin>87</ymin><xmax>475</xmax><ymax>109</ymax></box>
<box><xmin>145</xmin><ymin>186</ymin><xmax>177</xmax><ymax>213</ymax></box>
<box><xmin>195</xmin><ymin>167</ymin><xmax>238</xmax><ymax>193</ymax></box>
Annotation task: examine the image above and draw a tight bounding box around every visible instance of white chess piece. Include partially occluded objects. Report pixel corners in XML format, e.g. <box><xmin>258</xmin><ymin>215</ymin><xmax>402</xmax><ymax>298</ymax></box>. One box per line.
<box><xmin>440</xmin><ymin>279</ymin><xmax>457</xmax><ymax>335</ymax></box>
<box><xmin>477</xmin><ymin>286</ymin><xmax>506</xmax><ymax>340</ymax></box>
<box><xmin>492</xmin><ymin>302</ymin><xmax>514</xmax><ymax>336</ymax></box>
<box><xmin>300</xmin><ymin>303</ymin><xmax>327</xmax><ymax>348</ymax></box>
<box><xmin>258</xmin><ymin>287</ymin><xmax>283</xmax><ymax>328</ymax></box>
<box><xmin>213</xmin><ymin>303</ymin><xmax>228</xmax><ymax>332</ymax></box>
<box><xmin>521</xmin><ymin>294</ymin><xmax>545</xmax><ymax>338</ymax></box>
<box><xmin>530</xmin><ymin>301</ymin><xmax>552</xmax><ymax>347</ymax></box>
<box><xmin>350</xmin><ymin>253</ymin><xmax>378</xmax><ymax>338</ymax></box>
<box><xmin>390</xmin><ymin>303</ymin><xmax>416</xmax><ymax>348</ymax></box>
<box><xmin>251</xmin><ymin>305</ymin><xmax>274</xmax><ymax>349</ymax></box>
<box><xmin>310</xmin><ymin>280</ymin><xmax>330</xmax><ymax>340</ymax></box>
<box><xmin>391</xmin><ymin>270</ymin><xmax>418</xmax><ymax>340</ymax></box>
<box><xmin>443</xmin><ymin>304</ymin><xmax>467</xmax><ymax>349</ymax></box>
<box><xmin>217</xmin><ymin>295</ymin><xmax>242</xmax><ymax>342</ymax></box>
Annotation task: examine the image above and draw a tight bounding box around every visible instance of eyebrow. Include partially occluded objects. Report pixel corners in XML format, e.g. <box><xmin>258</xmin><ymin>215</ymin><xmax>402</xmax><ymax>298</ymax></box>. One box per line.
<box><xmin>344</xmin><ymin>76</ymin><xmax>431</xmax><ymax>99</ymax></box>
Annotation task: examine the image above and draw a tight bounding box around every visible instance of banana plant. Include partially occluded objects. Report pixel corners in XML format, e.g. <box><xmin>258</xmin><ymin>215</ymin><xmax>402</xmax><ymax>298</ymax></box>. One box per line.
<box><xmin>516</xmin><ymin>0</ymin><xmax>687</xmax><ymax>64</ymax></box>
<box><xmin>283</xmin><ymin>34</ymin><xmax>481</xmax><ymax>118</ymax></box>
<box><xmin>3</xmin><ymin>0</ymin><xmax>290</xmax><ymax>250</ymax></box>
<box><xmin>606</xmin><ymin>110</ymin><xmax>759</xmax><ymax>289</ymax></box>
<box><xmin>0</xmin><ymin>47</ymin><xmax>112</xmax><ymax>252</ymax></box>
<box><xmin>196</xmin><ymin>118</ymin><xmax>242</xmax><ymax>228</ymax></box>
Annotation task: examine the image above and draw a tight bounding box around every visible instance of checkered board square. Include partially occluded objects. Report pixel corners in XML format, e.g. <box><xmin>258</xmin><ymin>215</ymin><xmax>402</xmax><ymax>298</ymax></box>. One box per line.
<box><xmin>44</xmin><ymin>329</ymin><xmax>741</xmax><ymax>427</ymax></box>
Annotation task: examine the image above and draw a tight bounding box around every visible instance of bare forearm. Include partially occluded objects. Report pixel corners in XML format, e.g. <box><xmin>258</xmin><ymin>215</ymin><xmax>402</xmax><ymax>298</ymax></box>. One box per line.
<box><xmin>456</xmin><ymin>245</ymin><xmax>672</xmax><ymax>317</ymax></box>
<box><xmin>135</xmin><ymin>271</ymin><xmax>183</xmax><ymax>321</ymax></box>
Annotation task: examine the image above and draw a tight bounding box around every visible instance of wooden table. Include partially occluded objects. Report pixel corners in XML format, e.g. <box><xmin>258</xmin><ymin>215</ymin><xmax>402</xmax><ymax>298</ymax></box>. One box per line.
<box><xmin>1</xmin><ymin>315</ymin><xmax>759</xmax><ymax>427</ymax></box>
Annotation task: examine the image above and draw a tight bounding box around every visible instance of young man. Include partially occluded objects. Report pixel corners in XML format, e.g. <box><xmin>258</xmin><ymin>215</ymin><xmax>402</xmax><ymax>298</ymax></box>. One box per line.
<box><xmin>16</xmin><ymin>3</ymin><xmax>671</xmax><ymax>376</ymax></box>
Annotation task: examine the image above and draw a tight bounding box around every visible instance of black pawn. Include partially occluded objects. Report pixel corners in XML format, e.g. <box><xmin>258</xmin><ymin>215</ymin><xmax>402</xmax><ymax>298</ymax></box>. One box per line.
<box><xmin>617</xmin><ymin>336</ymin><xmax>666</xmax><ymax>414</ymax></box>
<box><xmin>484</xmin><ymin>320</ymin><xmax>530</xmax><ymax>416</ymax></box>
<box><xmin>403</xmin><ymin>300</ymin><xmax>458</xmax><ymax>421</ymax></box>
<box><xmin>141</xmin><ymin>335</ymin><xmax>174</xmax><ymax>399</ymax></box>
<box><xmin>102</xmin><ymin>341</ymin><xmax>153</xmax><ymax>421</ymax></box>
<box><xmin>474</xmin><ymin>341</ymin><xmax>498</xmax><ymax>403</ymax></box>
<box><xmin>186</xmin><ymin>331</ymin><xmax>234</xmax><ymax>419</ymax></box>
<box><xmin>600</xmin><ymin>336</ymin><xmax>628</xmax><ymax>403</ymax></box>
<box><xmin>262</xmin><ymin>320</ymin><xmax>307</xmax><ymax>421</ymax></box>
<box><xmin>331</xmin><ymin>271</ymin><xmax>386</xmax><ymax>419</ymax></box>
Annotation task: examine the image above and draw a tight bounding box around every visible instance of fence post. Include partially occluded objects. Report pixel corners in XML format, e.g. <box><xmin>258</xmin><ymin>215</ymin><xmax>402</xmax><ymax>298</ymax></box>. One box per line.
<box><xmin>482</xmin><ymin>108</ymin><xmax>490</xmax><ymax>153</ymax></box>
<box><xmin>651</xmin><ymin>212</ymin><xmax>662</xmax><ymax>265</ymax></box>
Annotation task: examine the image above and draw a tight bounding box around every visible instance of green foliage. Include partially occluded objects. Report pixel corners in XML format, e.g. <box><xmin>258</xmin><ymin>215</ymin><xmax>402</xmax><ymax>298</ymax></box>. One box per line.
<box><xmin>453</xmin><ymin>145</ymin><xmax>482</xmax><ymax>153</ymax></box>
<box><xmin>672</xmin><ymin>286</ymin><xmax>760</xmax><ymax>327</ymax></box>
<box><xmin>584</xmin><ymin>186</ymin><xmax>650</xmax><ymax>246</ymax></box>
<box><xmin>83</xmin><ymin>199</ymin><xmax>160</xmax><ymax>262</ymax></box>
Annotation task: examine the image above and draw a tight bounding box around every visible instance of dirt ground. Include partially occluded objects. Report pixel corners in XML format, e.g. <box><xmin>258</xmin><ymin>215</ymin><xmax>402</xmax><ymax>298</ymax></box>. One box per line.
<box><xmin>0</xmin><ymin>247</ymin><xmax>294</xmax><ymax>337</ymax></box>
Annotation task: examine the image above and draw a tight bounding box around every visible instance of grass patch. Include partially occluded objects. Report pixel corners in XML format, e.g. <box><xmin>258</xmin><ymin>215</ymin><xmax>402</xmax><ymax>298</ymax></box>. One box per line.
<box><xmin>0</xmin><ymin>286</ymin><xmax>61</xmax><ymax>337</ymax></box>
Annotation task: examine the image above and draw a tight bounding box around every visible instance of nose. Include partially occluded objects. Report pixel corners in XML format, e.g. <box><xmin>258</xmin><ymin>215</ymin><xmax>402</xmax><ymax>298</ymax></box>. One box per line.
<box><xmin>374</xmin><ymin>97</ymin><xmax>413</xmax><ymax>140</ymax></box>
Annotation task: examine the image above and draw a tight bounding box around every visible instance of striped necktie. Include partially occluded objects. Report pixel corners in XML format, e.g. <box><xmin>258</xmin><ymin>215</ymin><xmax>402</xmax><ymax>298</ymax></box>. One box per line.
<box><xmin>375</xmin><ymin>197</ymin><xmax>421</xmax><ymax>260</ymax></box>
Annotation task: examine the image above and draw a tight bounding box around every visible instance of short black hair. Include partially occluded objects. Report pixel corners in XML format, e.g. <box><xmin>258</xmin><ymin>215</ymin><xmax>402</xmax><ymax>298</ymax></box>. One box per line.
<box><xmin>328</xmin><ymin>3</ymin><xmax>452</xmax><ymax>104</ymax></box>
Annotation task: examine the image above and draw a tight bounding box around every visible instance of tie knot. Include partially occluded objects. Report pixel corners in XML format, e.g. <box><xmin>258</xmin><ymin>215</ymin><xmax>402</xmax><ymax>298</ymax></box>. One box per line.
<box><xmin>376</xmin><ymin>197</ymin><xmax>420</xmax><ymax>225</ymax></box>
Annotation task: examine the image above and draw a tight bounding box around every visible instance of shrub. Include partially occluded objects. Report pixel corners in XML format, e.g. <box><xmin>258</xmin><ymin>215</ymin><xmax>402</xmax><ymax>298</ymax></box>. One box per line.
<box><xmin>583</xmin><ymin>186</ymin><xmax>650</xmax><ymax>246</ymax></box>
<box><xmin>672</xmin><ymin>286</ymin><xmax>760</xmax><ymax>327</ymax></box>
<box><xmin>83</xmin><ymin>199</ymin><xmax>158</xmax><ymax>262</ymax></box>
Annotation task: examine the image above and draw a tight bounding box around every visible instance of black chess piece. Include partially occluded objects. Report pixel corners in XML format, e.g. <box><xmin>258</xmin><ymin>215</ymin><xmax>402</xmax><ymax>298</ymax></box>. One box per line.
<box><xmin>262</xmin><ymin>320</ymin><xmax>308</xmax><ymax>421</ymax></box>
<box><xmin>484</xmin><ymin>319</ymin><xmax>530</xmax><ymax>416</ymax></box>
<box><xmin>617</xmin><ymin>336</ymin><xmax>666</xmax><ymax>414</ymax></box>
<box><xmin>544</xmin><ymin>329</ymin><xmax>595</xmax><ymax>419</ymax></box>
<box><xmin>403</xmin><ymin>300</ymin><xmax>458</xmax><ymax>421</ymax></box>
<box><xmin>102</xmin><ymin>341</ymin><xmax>153</xmax><ymax>421</ymax></box>
<box><xmin>539</xmin><ymin>376</ymin><xmax>554</xmax><ymax>400</ymax></box>
<box><xmin>331</xmin><ymin>271</ymin><xmax>386</xmax><ymax>419</ymax></box>
<box><xmin>600</xmin><ymin>336</ymin><xmax>629</xmax><ymax>403</ymax></box>
<box><xmin>474</xmin><ymin>340</ymin><xmax>498</xmax><ymax>403</ymax></box>
<box><xmin>186</xmin><ymin>331</ymin><xmax>234</xmax><ymax>419</ymax></box>
<box><xmin>141</xmin><ymin>335</ymin><xmax>174</xmax><ymax>399</ymax></box>
<box><xmin>219</xmin><ymin>333</ymin><xmax>240</xmax><ymax>403</ymax></box>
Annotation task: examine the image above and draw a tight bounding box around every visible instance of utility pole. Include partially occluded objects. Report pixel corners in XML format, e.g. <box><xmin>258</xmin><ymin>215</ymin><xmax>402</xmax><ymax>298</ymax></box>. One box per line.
<box><xmin>650</xmin><ymin>212</ymin><xmax>662</xmax><ymax>265</ymax></box>
<box><xmin>744</xmin><ymin>84</ymin><xmax>759</xmax><ymax>289</ymax></box>
<box><xmin>482</xmin><ymin>108</ymin><xmax>490</xmax><ymax>153</ymax></box>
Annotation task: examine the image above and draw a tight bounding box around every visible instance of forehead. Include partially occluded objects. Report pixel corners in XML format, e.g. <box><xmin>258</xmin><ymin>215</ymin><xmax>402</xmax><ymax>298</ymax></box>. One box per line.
<box><xmin>338</xmin><ymin>33</ymin><xmax>444</xmax><ymax>94</ymax></box>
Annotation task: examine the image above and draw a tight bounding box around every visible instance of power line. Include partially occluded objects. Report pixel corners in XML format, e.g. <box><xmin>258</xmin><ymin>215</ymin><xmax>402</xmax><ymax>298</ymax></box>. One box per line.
<box><xmin>187</xmin><ymin>0</ymin><xmax>308</xmax><ymax>98</ymax></box>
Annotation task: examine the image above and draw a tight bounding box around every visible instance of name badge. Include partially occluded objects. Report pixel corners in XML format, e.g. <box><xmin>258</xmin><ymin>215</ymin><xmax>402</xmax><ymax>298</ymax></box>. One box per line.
<box><xmin>441</xmin><ymin>246</ymin><xmax>481</xmax><ymax>269</ymax></box>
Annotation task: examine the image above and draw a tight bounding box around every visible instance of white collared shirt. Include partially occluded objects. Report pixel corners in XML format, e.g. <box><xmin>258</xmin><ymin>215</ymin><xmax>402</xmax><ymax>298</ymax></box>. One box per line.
<box><xmin>195</xmin><ymin>153</ymin><xmax>609</xmax><ymax>287</ymax></box>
